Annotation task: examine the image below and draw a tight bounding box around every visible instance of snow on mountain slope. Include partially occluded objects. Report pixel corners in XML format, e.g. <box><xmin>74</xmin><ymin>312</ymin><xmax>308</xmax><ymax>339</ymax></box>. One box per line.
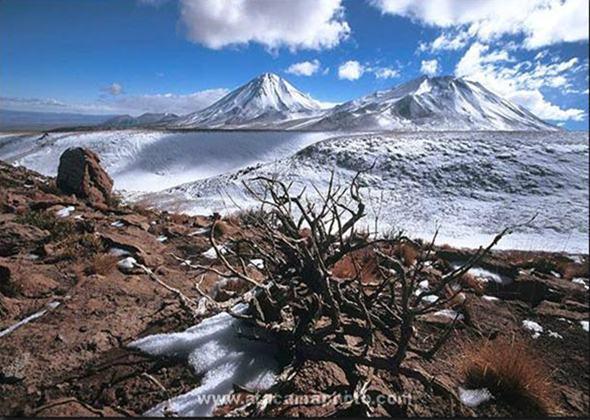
<box><xmin>309</xmin><ymin>76</ymin><xmax>557</xmax><ymax>132</ymax></box>
<box><xmin>174</xmin><ymin>73</ymin><xmax>324</xmax><ymax>129</ymax></box>
<box><xmin>0</xmin><ymin>130</ymin><xmax>336</xmax><ymax>192</ymax></box>
<box><xmin>137</xmin><ymin>131</ymin><xmax>588</xmax><ymax>253</ymax></box>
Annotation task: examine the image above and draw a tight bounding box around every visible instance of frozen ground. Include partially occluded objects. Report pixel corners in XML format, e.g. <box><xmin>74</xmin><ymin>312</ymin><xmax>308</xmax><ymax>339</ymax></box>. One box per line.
<box><xmin>139</xmin><ymin>131</ymin><xmax>589</xmax><ymax>253</ymax></box>
<box><xmin>0</xmin><ymin>130</ymin><xmax>336</xmax><ymax>192</ymax></box>
<box><xmin>1</xmin><ymin>129</ymin><xmax>587</xmax><ymax>253</ymax></box>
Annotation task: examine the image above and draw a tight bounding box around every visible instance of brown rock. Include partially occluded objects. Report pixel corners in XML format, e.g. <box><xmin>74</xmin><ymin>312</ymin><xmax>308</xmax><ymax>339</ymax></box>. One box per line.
<box><xmin>56</xmin><ymin>147</ymin><xmax>113</xmax><ymax>208</ymax></box>
<box><xmin>488</xmin><ymin>273</ymin><xmax>588</xmax><ymax>305</ymax></box>
<box><xmin>29</xmin><ymin>191</ymin><xmax>77</xmax><ymax>211</ymax></box>
<box><xmin>0</xmin><ymin>264</ymin><xmax>16</xmax><ymax>297</ymax></box>
<box><xmin>0</xmin><ymin>259</ymin><xmax>59</xmax><ymax>298</ymax></box>
<box><xmin>118</xmin><ymin>214</ymin><xmax>150</xmax><ymax>231</ymax></box>
<box><xmin>536</xmin><ymin>300</ymin><xmax>588</xmax><ymax>321</ymax></box>
<box><xmin>0</xmin><ymin>222</ymin><xmax>50</xmax><ymax>257</ymax></box>
<box><xmin>99</xmin><ymin>228</ymin><xmax>165</xmax><ymax>266</ymax></box>
<box><xmin>292</xmin><ymin>360</ymin><xmax>349</xmax><ymax>393</ymax></box>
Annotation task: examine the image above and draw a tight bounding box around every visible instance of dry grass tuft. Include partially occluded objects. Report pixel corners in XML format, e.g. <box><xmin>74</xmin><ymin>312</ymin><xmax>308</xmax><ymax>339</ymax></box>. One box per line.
<box><xmin>213</xmin><ymin>221</ymin><xmax>231</xmax><ymax>238</ymax></box>
<box><xmin>458</xmin><ymin>337</ymin><xmax>556</xmax><ymax>415</ymax></box>
<box><xmin>85</xmin><ymin>254</ymin><xmax>119</xmax><ymax>276</ymax></box>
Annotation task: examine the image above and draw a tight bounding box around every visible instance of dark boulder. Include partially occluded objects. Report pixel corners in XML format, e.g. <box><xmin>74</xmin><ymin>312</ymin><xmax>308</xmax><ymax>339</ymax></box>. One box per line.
<box><xmin>56</xmin><ymin>147</ymin><xmax>113</xmax><ymax>208</ymax></box>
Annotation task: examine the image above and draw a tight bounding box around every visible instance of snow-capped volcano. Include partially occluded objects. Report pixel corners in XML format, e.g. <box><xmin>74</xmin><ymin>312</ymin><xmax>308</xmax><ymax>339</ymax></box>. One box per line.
<box><xmin>174</xmin><ymin>73</ymin><xmax>324</xmax><ymax>128</ymax></box>
<box><xmin>308</xmin><ymin>76</ymin><xmax>557</xmax><ymax>131</ymax></box>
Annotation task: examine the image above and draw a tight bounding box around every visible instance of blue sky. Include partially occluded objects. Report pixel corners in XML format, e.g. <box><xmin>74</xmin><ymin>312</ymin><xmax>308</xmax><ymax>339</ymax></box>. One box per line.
<box><xmin>1</xmin><ymin>0</ymin><xmax>588</xmax><ymax>129</ymax></box>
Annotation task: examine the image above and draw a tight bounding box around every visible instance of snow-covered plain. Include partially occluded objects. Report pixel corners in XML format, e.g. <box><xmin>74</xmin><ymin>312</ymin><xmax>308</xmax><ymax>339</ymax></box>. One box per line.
<box><xmin>1</xmin><ymin>129</ymin><xmax>587</xmax><ymax>253</ymax></box>
<box><xmin>139</xmin><ymin>131</ymin><xmax>589</xmax><ymax>253</ymax></box>
<box><xmin>0</xmin><ymin>130</ymin><xmax>336</xmax><ymax>192</ymax></box>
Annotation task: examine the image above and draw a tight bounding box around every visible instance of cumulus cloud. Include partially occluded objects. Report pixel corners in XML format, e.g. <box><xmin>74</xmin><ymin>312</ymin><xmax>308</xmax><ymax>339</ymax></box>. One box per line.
<box><xmin>420</xmin><ymin>59</ymin><xmax>439</xmax><ymax>76</ymax></box>
<box><xmin>370</xmin><ymin>0</ymin><xmax>589</xmax><ymax>49</ymax></box>
<box><xmin>285</xmin><ymin>59</ymin><xmax>321</xmax><ymax>76</ymax></box>
<box><xmin>0</xmin><ymin>89</ymin><xmax>229</xmax><ymax>116</ymax></box>
<box><xmin>338</xmin><ymin>60</ymin><xmax>364</xmax><ymax>80</ymax></box>
<box><xmin>455</xmin><ymin>42</ymin><xmax>586</xmax><ymax>121</ymax></box>
<box><xmin>178</xmin><ymin>0</ymin><xmax>350</xmax><ymax>51</ymax></box>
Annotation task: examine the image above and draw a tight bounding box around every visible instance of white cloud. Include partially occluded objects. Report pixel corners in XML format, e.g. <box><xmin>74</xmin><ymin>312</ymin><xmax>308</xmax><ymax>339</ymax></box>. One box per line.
<box><xmin>509</xmin><ymin>90</ymin><xmax>585</xmax><ymax>121</ymax></box>
<box><xmin>337</xmin><ymin>61</ymin><xmax>399</xmax><ymax>80</ymax></box>
<box><xmin>101</xmin><ymin>89</ymin><xmax>229</xmax><ymax>115</ymax></box>
<box><xmin>285</xmin><ymin>59</ymin><xmax>321</xmax><ymax>76</ymax></box>
<box><xmin>370</xmin><ymin>0</ymin><xmax>589</xmax><ymax>49</ymax></box>
<box><xmin>338</xmin><ymin>60</ymin><xmax>364</xmax><ymax>80</ymax></box>
<box><xmin>103</xmin><ymin>82</ymin><xmax>124</xmax><ymax>96</ymax></box>
<box><xmin>420</xmin><ymin>31</ymin><xmax>469</xmax><ymax>52</ymax></box>
<box><xmin>373</xmin><ymin>67</ymin><xmax>399</xmax><ymax>79</ymax></box>
<box><xmin>178</xmin><ymin>0</ymin><xmax>350</xmax><ymax>51</ymax></box>
<box><xmin>420</xmin><ymin>59</ymin><xmax>439</xmax><ymax>76</ymax></box>
<box><xmin>0</xmin><ymin>89</ymin><xmax>229</xmax><ymax>116</ymax></box>
<box><xmin>455</xmin><ymin>42</ymin><xmax>585</xmax><ymax>121</ymax></box>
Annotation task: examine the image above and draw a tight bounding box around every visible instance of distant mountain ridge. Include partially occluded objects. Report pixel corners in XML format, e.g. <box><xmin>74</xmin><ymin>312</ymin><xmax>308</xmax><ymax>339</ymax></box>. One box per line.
<box><xmin>305</xmin><ymin>76</ymin><xmax>557</xmax><ymax>131</ymax></box>
<box><xmin>3</xmin><ymin>74</ymin><xmax>558</xmax><ymax>132</ymax></box>
<box><xmin>0</xmin><ymin>109</ymin><xmax>116</xmax><ymax>131</ymax></box>
<box><xmin>100</xmin><ymin>112</ymin><xmax>179</xmax><ymax>129</ymax></box>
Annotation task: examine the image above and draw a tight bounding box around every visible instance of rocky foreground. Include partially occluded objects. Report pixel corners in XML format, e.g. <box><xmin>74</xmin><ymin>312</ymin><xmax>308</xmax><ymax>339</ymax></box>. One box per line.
<box><xmin>0</xmin><ymin>150</ymin><xmax>588</xmax><ymax>417</ymax></box>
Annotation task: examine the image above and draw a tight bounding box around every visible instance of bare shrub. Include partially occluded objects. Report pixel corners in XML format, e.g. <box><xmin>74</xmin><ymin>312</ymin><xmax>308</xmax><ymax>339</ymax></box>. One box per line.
<box><xmin>181</xmin><ymin>170</ymin><xmax>524</xmax><ymax>416</ymax></box>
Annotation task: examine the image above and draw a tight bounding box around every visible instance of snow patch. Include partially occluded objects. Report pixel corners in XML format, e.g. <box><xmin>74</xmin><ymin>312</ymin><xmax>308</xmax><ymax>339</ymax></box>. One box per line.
<box><xmin>117</xmin><ymin>257</ymin><xmax>137</xmax><ymax>272</ymax></box>
<box><xmin>522</xmin><ymin>320</ymin><xmax>543</xmax><ymax>339</ymax></box>
<box><xmin>202</xmin><ymin>246</ymin><xmax>228</xmax><ymax>260</ymax></box>
<box><xmin>572</xmin><ymin>277</ymin><xmax>589</xmax><ymax>290</ymax></box>
<box><xmin>580</xmin><ymin>320</ymin><xmax>589</xmax><ymax>332</ymax></box>
<box><xmin>452</xmin><ymin>263</ymin><xmax>511</xmax><ymax>285</ymax></box>
<box><xmin>55</xmin><ymin>206</ymin><xmax>75</xmax><ymax>218</ymax></box>
<box><xmin>249</xmin><ymin>259</ymin><xmax>265</xmax><ymax>269</ymax></box>
<box><xmin>433</xmin><ymin>309</ymin><xmax>464</xmax><ymax>320</ymax></box>
<box><xmin>129</xmin><ymin>304</ymin><xmax>278</xmax><ymax>416</ymax></box>
<box><xmin>458</xmin><ymin>387</ymin><xmax>493</xmax><ymax>408</ymax></box>
<box><xmin>423</xmin><ymin>295</ymin><xmax>439</xmax><ymax>303</ymax></box>
<box><xmin>109</xmin><ymin>247</ymin><xmax>130</xmax><ymax>257</ymax></box>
